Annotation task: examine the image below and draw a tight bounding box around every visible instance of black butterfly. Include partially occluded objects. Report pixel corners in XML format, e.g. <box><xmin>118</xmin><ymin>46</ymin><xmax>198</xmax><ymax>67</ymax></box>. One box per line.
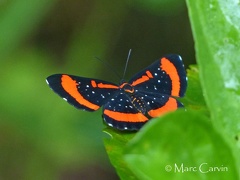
<box><xmin>46</xmin><ymin>54</ymin><xmax>187</xmax><ymax>131</ymax></box>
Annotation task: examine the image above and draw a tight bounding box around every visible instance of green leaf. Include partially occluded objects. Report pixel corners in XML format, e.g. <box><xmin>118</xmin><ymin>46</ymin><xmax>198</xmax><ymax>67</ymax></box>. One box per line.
<box><xmin>103</xmin><ymin>128</ymin><xmax>137</xmax><ymax>179</ymax></box>
<box><xmin>181</xmin><ymin>65</ymin><xmax>207</xmax><ymax>112</ymax></box>
<box><xmin>124</xmin><ymin>110</ymin><xmax>238</xmax><ymax>179</ymax></box>
<box><xmin>186</xmin><ymin>0</ymin><xmax>240</xmax><ymax>171</ymax></box>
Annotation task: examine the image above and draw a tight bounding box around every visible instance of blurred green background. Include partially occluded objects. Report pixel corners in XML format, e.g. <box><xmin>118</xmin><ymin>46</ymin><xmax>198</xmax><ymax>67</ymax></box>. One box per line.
<box><xmin>0</xmin><ymin>0</ymin><xmax>195</xmax><ymax>179</ymax></box>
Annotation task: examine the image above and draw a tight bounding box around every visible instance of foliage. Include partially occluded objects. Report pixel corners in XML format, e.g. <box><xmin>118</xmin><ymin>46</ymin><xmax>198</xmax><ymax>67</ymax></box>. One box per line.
<box><xmin>104</xmin><ymin>0</ymin><xmax>240</xmax><ymax>179</ymax></box>
<box><xmin>1</xmin><ymin>0</ymin><xmax>239</xmax><ymax>179</ymax></box>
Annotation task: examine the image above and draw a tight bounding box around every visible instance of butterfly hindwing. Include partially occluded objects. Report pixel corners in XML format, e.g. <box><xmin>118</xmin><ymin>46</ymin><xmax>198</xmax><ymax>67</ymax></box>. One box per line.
<box><xmin>46</xmin><ymin>74</ymin><xmax>119</xmax><ymax>111</ymax></box>
<box><xmin>129</xmin><ymin>54</ymin><xmax>187</xmax><ymax>97</ymax></box>
<box><xmin>102</xmin><ymin>92</ymin><xmax>148</xmax><ymax>130</ymax></box>
<box><xmin>134</xmin><ymin>91</ymin><xmax>183</xmax><ymax>118</ymax></box>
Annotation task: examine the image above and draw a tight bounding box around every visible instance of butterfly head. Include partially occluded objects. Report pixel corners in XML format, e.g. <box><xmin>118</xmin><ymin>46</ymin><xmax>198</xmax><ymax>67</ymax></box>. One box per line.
<box><xmin>120</xmin><ymin>82</ymin><xmax>134</xmax><ymax>94</ymax></box>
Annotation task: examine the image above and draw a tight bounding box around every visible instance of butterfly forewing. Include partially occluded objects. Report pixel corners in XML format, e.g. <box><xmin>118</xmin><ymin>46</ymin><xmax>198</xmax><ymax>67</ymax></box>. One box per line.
<box><xmin>129</xmin><ymin>54</ymin><xmax>187</xmax><ymax>97</ymax></box>
<box><xmin>46</xmin><ymin>74</ymin><xmax>119</xmax><ymax>111</ymax></box>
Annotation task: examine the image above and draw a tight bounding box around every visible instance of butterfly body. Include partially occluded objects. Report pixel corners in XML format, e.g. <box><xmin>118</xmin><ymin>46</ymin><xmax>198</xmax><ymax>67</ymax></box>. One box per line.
<box><xmin>46</xmin><ymin>54</ymin><xmax>187</xmax><ymax>131</ymax></box>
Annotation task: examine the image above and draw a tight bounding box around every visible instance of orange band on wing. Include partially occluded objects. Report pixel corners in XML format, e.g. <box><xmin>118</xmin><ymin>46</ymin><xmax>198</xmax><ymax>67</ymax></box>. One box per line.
<box><xmin>61</xmin><ymin>75</ymin><xmax>100</xmax><ymax>110</ymax></box>
<box><xmin>96</xmin><ymin>83</ymin><xmax>118</xmax><ymax>89</ymax></box>
<box><xmin>161</xmin><ymin>58</ymin><xmax>180</xmax><ymax>96</ymax></box>
<box><xmin>131</xmin><ymin>71</ymin><xmax>154</xmax><ymax>86</ymax></box>
<box><xmin>91</xmin><ymin>80</ymin><xmax>118</xmax><ymax>89</ymax></box>
<box><xmin>91</xmin><ymin>80</ymin><xmax>97</xmax><ymax>87</ymax></box>
<box><xmin>146</xmin><ymin>70</ymin><xmax>153</xmax><ymax>78</ymax></box>
<box><xmin>104</xmin><ymin>109</ymin><xmax>148</xmax><ymax>122</ymax></box>
<box><xmin>148</xmin><ymin>97</ymin><xmax>178</xmax><ymax>117</ymax></box>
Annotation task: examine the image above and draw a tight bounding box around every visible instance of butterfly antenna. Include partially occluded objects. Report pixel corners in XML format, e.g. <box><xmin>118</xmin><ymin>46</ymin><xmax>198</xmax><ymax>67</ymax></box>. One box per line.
<box><xmin>94</xmin><ymin>56</ymin><xmax>121</xmax><ymax>79</ymax></box>
<box><xmin>122</xmin><ymin>49</ymin><xmax>132</xmax><ymax>80</ymax></box>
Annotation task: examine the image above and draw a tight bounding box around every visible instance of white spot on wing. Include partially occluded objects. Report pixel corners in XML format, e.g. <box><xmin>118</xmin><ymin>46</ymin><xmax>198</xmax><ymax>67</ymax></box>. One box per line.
<box><xmin>178</xmin><ymin>55</ymin><xmax>182</xmax><ymax>61</ymax></box>
<box><xmin>108</xmin><ymin>123</ymin><xmax>113</xmax><ymax>127</ymax></box>
<box><xmin>63</xmin><ymin>98</ymin><xmax>67</xmax><ymax>101</ymax></box>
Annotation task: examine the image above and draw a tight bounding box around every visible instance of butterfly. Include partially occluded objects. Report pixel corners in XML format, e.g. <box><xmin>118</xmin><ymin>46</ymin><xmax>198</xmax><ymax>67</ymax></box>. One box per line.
<box><xmin>46</xmin><ymin>54</ymin><xmax>187</xmax><ymax>131</ymax></box>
